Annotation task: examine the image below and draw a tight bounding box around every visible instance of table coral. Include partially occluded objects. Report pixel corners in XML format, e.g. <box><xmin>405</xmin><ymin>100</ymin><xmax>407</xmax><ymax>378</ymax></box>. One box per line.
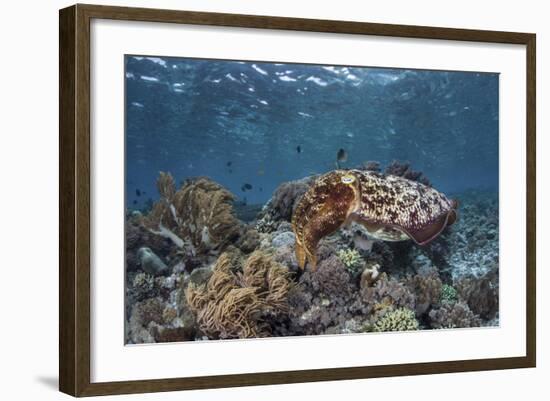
<box><xmin>185</xmin><ymin>250</ymin><xmax>293</xmax><ymax>339</ymax></box>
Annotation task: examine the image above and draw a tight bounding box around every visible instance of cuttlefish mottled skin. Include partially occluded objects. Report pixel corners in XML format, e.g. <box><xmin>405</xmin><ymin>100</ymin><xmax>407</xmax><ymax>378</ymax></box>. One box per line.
<box><xmin>291</xmin><ymin>170</ymin><xmax>458</xmax><ymax>270</ymax></box>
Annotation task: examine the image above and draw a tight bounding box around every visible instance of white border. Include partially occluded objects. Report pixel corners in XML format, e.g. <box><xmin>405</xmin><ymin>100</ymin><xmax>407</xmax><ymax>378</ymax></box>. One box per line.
<box><xmin>90</xmin><ymin>19</ymin><xmax>526</xmax><ymax>382</ymax></box>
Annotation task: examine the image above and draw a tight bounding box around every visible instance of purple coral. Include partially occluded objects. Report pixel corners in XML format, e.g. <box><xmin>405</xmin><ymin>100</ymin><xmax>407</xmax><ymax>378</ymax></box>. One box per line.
<box><xmin>267</xmin><ymin>176</ymin><xmax>316</xmax><ymax>221</ymax></box>
<box><xmin>428</xmin><ymin>301</ymin><xmax>481</xmax><ymax>329</ymax></box>
<box><xmin>383</xmin><ymin>160</ymin><xmax>431</xmax><ymax>187</ymax></box>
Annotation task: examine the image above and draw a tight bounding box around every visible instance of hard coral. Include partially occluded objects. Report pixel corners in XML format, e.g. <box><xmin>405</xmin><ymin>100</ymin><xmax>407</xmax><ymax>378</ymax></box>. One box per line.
<box><xmin>440</xmin><ymin>284</ymin><xmax>458</xmax><ymax>303</ymax></box>
<box><xmin>373</xmin><ymin>307</ymin><xmax>419</xmax><ymax>332</ymax></box>
<box><xmin>266</xmin><ymin>176</ymin><xmax>315</xmax><ymax>221</ymax></box>
<box><xmin>361</xmin><ymin>273</ymin><xmax>416</xmax><ymax>314</ymax></box>
<box><xmin>404</xmin><ymin>271</ymin><xmax>443</xmax><ymax>316</ymax></box>
<box><xmin>336</xmin><ymin>248</ymin><xmax>364</xmax><ymax>272</ymax></box>
<box><xmin>185</xmin><ymin>250</ymin><xmax>292</xmax><ymax>339</ymax></box>
<box><xmin>428</xmin><ymin>301</ymin><xmax>481</xmax><ymax>329</ymax></box>
<box><xmin>141</xmin><ymin>172</ymin><xmax>241</xmax><ymax>254</ymax></box>
<box><xmin>455</xmin><ymin>264</ymin><xmax>498</xmax><ymax>320</ymax></box>
<box><xmin>383</xmin><ymin>160</ymin><xmax>431</xmax><ymax>187</ymax></box>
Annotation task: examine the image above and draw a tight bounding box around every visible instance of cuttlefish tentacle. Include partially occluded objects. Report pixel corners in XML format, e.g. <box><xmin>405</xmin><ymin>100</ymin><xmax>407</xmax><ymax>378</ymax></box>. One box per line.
<box><xmin>291</xmin><ymin>169</ymin><xmax>458</xmax><ymax>271</ymax></box>
<box><xmin>292</xmin><ymin>171</ymin><xmax>361</xmax><ymax>271</ymax></box>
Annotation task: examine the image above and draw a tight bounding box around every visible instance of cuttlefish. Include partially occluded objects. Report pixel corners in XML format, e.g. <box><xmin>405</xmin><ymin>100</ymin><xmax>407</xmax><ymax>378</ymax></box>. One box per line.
<box><xmin>291</xmin><ymin>170</ymin><xmax>458</xmax><ymax>270</ymax></box>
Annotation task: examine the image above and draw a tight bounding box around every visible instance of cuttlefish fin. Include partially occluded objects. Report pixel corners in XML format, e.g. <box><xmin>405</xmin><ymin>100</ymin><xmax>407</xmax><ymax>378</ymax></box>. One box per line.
<box><xmin>404</xmin><ymin>210</ymin><xmax>456</xmax><ymax>246</ymax></box>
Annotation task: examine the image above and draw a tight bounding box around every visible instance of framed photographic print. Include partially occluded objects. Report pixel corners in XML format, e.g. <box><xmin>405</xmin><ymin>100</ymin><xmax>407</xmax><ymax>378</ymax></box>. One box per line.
<box><xmin>59</xmin><ymin>4</ymin><xmax>536</xmax><ymax>397</ymax></box>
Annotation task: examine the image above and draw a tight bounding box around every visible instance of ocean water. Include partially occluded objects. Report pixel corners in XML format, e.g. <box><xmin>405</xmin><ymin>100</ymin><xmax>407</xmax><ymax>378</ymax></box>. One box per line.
<box><xmin>125</xmin><ymin>56</ymin><xmax>499</xmax><ymax>208</ymax></box>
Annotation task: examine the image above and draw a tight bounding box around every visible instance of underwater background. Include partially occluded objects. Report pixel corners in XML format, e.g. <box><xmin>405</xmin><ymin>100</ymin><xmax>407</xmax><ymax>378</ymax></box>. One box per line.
<box><xmin>124</xmin><ymin>56</ymin><xmax>499</xmax><ymax>343</ymax></box>
<box><xmin>125</xmin><ymin>57</ymin><xmax>498</xmax><ymax>208</ymax></box>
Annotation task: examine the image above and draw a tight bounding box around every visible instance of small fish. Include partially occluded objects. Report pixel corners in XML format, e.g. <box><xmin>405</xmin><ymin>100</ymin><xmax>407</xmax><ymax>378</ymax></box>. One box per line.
<box><xmin>226</xmin><ymin>161</ymin><xmax>232</xmax><ymax>167</ymax></box>
<box><xmin>296</xmin><ymin>145</ymin><xmax>302</xmax><ymax>154</ymax></box>
<box><xmin>241</xmin><ymin>183</ymin><xmax>253</xmax><ymax>192</ymax></box>
<box><xmin>132</xmin><ymin>200</ymin><xmax>138</xmax><ymax>205</ymax></box>
<box><xmin>135</xmin><ymin>189</ymin><xmax>142</xmax><ymax>197</ymax></box>
<box><xmin>336</xmin><ymin>148</ymin><xmax>348</xmax><ymax>168</ymax></box>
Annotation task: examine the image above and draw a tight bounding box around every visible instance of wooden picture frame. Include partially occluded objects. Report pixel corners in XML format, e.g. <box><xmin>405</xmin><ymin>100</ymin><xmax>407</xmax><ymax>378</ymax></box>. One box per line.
<box><xmin>59</xmin><ymin>3</ymin><xmax>536</xmax><ymax>397</ymax></box>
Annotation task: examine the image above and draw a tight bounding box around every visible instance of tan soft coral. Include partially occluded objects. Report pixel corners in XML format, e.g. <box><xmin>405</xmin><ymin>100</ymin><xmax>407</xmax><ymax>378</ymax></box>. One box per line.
<box><xmin>140</xmin><ymin>172</ymin><xmax>241</xmax><ymax>254</ymax></box>
<box><xmin>186</xmin><ymin>250</ymin><xmax>292</xmax><ymax>339</ymax></box>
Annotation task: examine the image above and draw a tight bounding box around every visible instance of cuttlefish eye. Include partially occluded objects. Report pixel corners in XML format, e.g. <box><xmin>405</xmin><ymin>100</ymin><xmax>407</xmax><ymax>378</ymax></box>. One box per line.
<box><xmin>341</xmin><ymin>175</ymin><xmax>356</xmax><ymax>184</ymax></box>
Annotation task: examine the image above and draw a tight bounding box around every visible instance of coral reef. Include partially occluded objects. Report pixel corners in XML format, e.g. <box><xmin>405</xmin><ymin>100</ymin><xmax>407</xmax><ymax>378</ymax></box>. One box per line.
<box><xmin>125</xmin><ymin>169</ymin><xmax>499</xmax><ymax>342</ymax></box>
<box><xmin>265</xmin><ymin>176</ymin><xmax>316</xmax><ymax>222</ymax></box>
<box><xmin>140</xmin><ymin>172</ymin><xmax>241</xmax><ymax>254</ymax></box>
<box><xmin>185</xmin><ymin>250</ymin><xmax>293</xmax><ymax>339</ymax></box>
<box><xmin>404</xmin><ymin>271</ymin><xmax>442</xmax><ymax>316</ymax></box>
<box><xmin>428</xmin><ymin>301</ymin><xmax>482</xmax><ymax>329</ymax></box>
<box><xmin>137</xmin><ymin>247</ymin><xmax>169</xmax><ymax>275</ymax></box>
<box><xmin>373</xmin><ymin>308</ymin><xmax>419</xmax><ymax>332</ymax></box>
<box><xmin>440</xmin><ymin>284</ymin><xmax>458</xmax><ymax>303</ymax></box>
<box><xmin>455</xmin><ymin>264</ymin><xmax>499</xmax><ymax>320</ymax></box>
<box><xmin>383</xmin><ymin>160</ymin><xmax>431</xmax><ymax>187</ymax></box>
<box><xmin>443</xmin><ymin>190</ymin><xmax>499</xmax><ymax>279</ymax></box>
<box><xmin>336</xmin><ymin>249</ymin><xmax>364</xmax><ymax>272</ymax></box>
<box><xmin>360</xmin><ymin>262</ymin><xmax>381</xmax><ymax>288</ymax></box>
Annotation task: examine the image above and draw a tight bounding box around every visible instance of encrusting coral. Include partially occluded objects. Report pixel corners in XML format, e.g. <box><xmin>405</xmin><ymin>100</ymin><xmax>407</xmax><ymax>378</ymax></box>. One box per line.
<box><xmin>185</xmin><ymin>250</ymin><xmax>293</xmax><ymax>339</ymax></box>
<box><xmin>140</xmin><ymin>172</ymin><xmax>241</xmax><ymax>254</ymax></box>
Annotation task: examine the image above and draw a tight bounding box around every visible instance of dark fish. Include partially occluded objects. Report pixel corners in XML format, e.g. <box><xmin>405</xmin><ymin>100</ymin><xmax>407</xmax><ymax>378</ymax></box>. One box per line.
<box><xmin>336</xmin><ymin>148</ymin><xmax>348</xmax><ymax>168</ymax></box>
<box><xmin>296</xmin><ymin>145</ymin><xmax>302</xmax><ymax>154</ymax></box>
<box><xmin>241</xmin><ymin>183</ymin><xmax>253</xmax><ymax>192</ymax></box>
<box><xmin>226</xmin><ymin>161</ymin><xmax>232</xmax><ymax>167</ymax></box>
<box><xmin>132</xmin><ymin>200</ymin><xmax>137</xmax><ymax>205</ymax></box>
<box><xmin>135</xmin><ymin>189</ymin><xmax>141</xmax><ymax>197</ymax></box>
<box><xmin>259</xmin><ymin>187</ymin><xmax>263</xmax><ymax>192</ymax></box>
<box><xmin>337</xmin><ymin>148</ymin><xmax>348</xmax><ymax>163</ymax></box>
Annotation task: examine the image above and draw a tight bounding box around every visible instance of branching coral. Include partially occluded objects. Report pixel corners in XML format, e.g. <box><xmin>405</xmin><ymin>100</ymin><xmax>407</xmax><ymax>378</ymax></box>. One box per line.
<box><xmin>440</xmin><ymin>284</ymin><xmax>458</xmax><ymax>303</ymax></box>
<box><xmin>185</xmin><ymin>250</ymin><xmax>292</xmax><ymax>339</ymax></box>
<box><xmin>336</xmin><ymin>249</ymin><xmax>364</xmax><ymax>272</ymax></box>
<box><xmin>140</xmin><ymin>172</ymin><xmax>241</xmax><ymax>254</ymax></box>
<box><xmin>373</xmin><ymin>307</ymin><xmax>419</xmax><ymax>332</ymax></box>
<box><xmin>428</xmin><ymin>301</ymin><xmax>481</xmax><ymax>329</ymax></box>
